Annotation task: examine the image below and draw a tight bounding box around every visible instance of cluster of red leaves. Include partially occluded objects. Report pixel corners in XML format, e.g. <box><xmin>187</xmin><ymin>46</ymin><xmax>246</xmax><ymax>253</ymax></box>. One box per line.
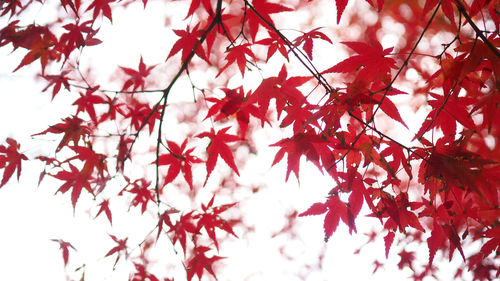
<box><xmin>0</xmin><ymin>138</ymin><xmax>27</xmax><ymax>188</ymax></box>
<box><xmin>1</xmin><ymin>0</ymin><xmax>499</xmax><ymax>280</ymax></box>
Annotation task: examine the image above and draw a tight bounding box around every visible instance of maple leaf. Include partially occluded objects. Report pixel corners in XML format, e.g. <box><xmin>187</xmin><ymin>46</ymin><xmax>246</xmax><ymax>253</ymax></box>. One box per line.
<box><xmin>167</xmin><ymin>24</ymin><xmax>208</xmax><ymax>63</ymax></box>
<box><xmin>60</xmin><ymin>0</ymin><xmax>80</xmax><ymax>14</ymax></box>
<box><xmin>417</xmin><ymin>137</ymin><xmax>497</xmax><ymax>206</ymax></box>
<box><xmin>194</xmin><ymin>196</ymin><xmax>238</xmax><ymax>250</ymax></box>
<box><xmin>73</xmin><ymin>88</ymin><xmax>106</xmax><ymax>124</ymax></box>
<box><xmin>105</xmin><ymin>234</ymin><xmax>127</xmax><ymax>266</ymax></box>
<box><xmin>185</xmin><ymin>246</ymin><xmax>224</xmax><ymax>281</ymax></box>
<box><xmin>271</xmin><ymin>130</ymin><xmax>332</xmax><ymax>181</ymax></box>
<box><xmin>205</xmin><ymin>87</ymin><xmax>262</xmax><ymax>138</ymax></box>
<box><xmin>480</xmin><ymin>228</ymin><xmax>500</xmax><ymax>257</ymax></box>
<box><xmin>423</xmin><ymin>0</ymin><xmax>456</xmax><ymax>27</ymax></box>
<box><xmin>131</xmin><ymin>263</ymin><xmax>161</xmax><ymax>281</ymax></box>
<box><xmin>69</xmin><ymin>145</ymin><xmax>108</xmax><ymax>179</ymax></box>
<box><xmin>250</xmin><ymin>65</ymin><xmax>310</xmax><ymax>123</ymax></box>
<box><xmin>298</xmin><ymin>202</ymin><xmax>327</xmax><ymax>216</ymax></box>
<box><xmin>280</xmin><ymin>102</ymin><xmax>319</xmax><ymax>134</ymax></box>
<box><xmin>33</xmin><ymin>116</ymin><xmax>90</xmax><ymax>152</ymax></box>
<box><xmin>119</xmin><ymin>56</ymin><xmax>156</xmax><ymax>91</ymax></box>
<box><xmin>293</xmin><ymin>27</ymin><xmax>332</xmax><ymax>60</ymax></box>
<box><xmin>40</xmin><ymin>71</ymin><xmax>72</xmax><ymax>99</ymax></box>
<box><xmin>256</xmin><ymin>31</ymin><xmax>289</xmax><ymax>61</ymax></box>
<box><xmin>124</xmin><ymin>179</ymin><xmax>156</xmax><ymax>213</ymax></box>
<box><xmin>471</xmin><ymin>89</ymin><xmax>500</xmax><ymax>133</ymax></box>
<box><xmin>454</xmin><ymin>36</ymin><xmax>500</xmax><ymax>93</ymax></box>
<box><xmin>95</xmin><ymin>199</ymin><xmax>112</xmax><ymax>225</ymax></box>
<box><xmin>11</xmin><ymin>24</ymin><xmax>60</xmax><ymax>74</ymax></box>
<box><xmin>322</xmin><ymin>41</ymin><xmax>396</xmax><ymax>82</ymax></box>
<box><xmin>0</xmin><ymin>0</ymin><xmax>23</xmax><ymax>18</ymax></box>
<box><xmin>156</xmin><ymin>208</ymin><xmax>179</xmax><ymax>239</ymax></box>
<box><xmin>196</xmin><ymin>127</ymin><xmax>241</xmax><ymax>185</ymax></box>
<box><xmin>334</xmin><ymin>0</ymin><xmax>348</xmax><ymax>23</ymax></box>
<box><xmin>0</xmin><ymin>138</ymin><xmax>28</xmax><ymax>188</ymax></box>
<box><xmin>51</xmin><ymin>239</ymin><xmax>76</xmax><ymax>266</ymax></box>
<box><xmin>118</xmin><ymin>100</ymin><xmax>161</xmax><ymax>134</ymax></box>
<box><xmin>157</xmin><ymin>139</ymin><xmax>203</xmax><ymax>190</ymax></box>
<box><xmin>414</xmin><ymin>92</ymin><xmax>476</xmax><ymax>140</ymax></box>
<box><xmin>185</xmin><ymin>0</ymin><xmax>213</xmax><ymax>19</ymax></box>
<box><xmin>299</xmin><ymin>195</ymin><xmax>347</xmax><ymax>241</ymax></box>
<box><xmin>380</xmin><ymin>141</ymin><xmax>412</xmax><ymax>178</ymax></box>
<box><xmin>57</xmin><ymin>20</ymin><xmax>101</xmax><ymax>60</ymax></box>
<box><xmin>86</xmin><ymin>0</ymin><xmax>115</xmax><ymax>22</ymax></box>
<box><xmin>52</xmin><ymin>163</ymin><xmax>94</xmax><ymax>208</ymax></box>
<box><xmin>397</xmin><ymin>249</ymin><xmax>416</xmax><ymax>270</ymax></box>
<box><xmin>167</xmin><ymin>212</ymin><xmax>198</xmax><ymax>252</ymax></box>
<box><xmin>116</xmin><ymin>135</ymin><xmax>133</xmax><ymax>172</ymax></box>
<box><xmin>217</xmin><ymin>43</ymin><xmax>257</xmax><ymax>77</ymax></box>
<box><xmin>245</xmin><ymin>0</ymin><xmax>293</xmax><ymax>41</ymax></box>
<box><xmin>379</xmin><ymin>192</ymin><xmax>424</xmax><ymax>233</ymax></box>
<box><xmin>384</xmin><ymin>231</ymin><xmax>395</xmax><ymax>258</ymax></box>
<box><xmin>372</xmin><ymin>260</ymin><xmax>384</xmax><ymax>273</ymax></box>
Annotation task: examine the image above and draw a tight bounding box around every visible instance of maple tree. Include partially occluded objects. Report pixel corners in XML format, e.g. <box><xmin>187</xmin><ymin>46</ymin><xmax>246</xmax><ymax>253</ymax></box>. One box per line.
<box><xmin>0</xmin><ymin>0</ymin><xmax>499</xmax><ymax>280</ymax></box>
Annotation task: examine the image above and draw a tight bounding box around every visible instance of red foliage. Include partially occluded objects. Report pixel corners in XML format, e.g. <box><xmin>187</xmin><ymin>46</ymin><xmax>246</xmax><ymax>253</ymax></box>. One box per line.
<box><xmin>1</xmin><ymin>0</ymin><xmax>499</xmax><ymax>280</ymax></box>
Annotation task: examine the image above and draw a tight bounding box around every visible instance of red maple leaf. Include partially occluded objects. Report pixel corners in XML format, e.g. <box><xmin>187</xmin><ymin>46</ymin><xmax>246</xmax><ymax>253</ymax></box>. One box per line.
<box><xmin>334</xmin><ymin>0</ymin><xmax>348</xmax><ymax>23</ymax></box>
<box><xmin>60</xmin><ymin>0</ymin><xmax>80</xmax><ymax>14</ymax></box>
<box><xmin>194</xmin><ymin>196</ymin><xmax>238</xmax><ymax>250</ymax></box>
<box><xmin>245</xmin><ymin>0</ymin><xmax>293</xmax><ymax>41</ymax></box>
<box><xmin>185</xmin><ymin>0</ymin><xmax>213</xmax><ymax>19</ymax></box>
<box><xmin>322</xmin><ymin>41</ymin><xmax>396</xmax><ymax>81</ymax></box>
<box><xmin>57</xmin><ymin>20</ymin><xmax>101</xmax><ymax>59</ymax></box>
<box><xmin>379</xmin><ymin>192</ymin><xmax>424</xmax><ymax>233</ymax></box>
<box><xmin>384</xmin><ymin>231</ymin><xmax>395</xmax><ymax>258</ymax></box>
<box><xmin>480</xmin><ymin>228</ymin><xmax>500</xmax><ymax>257</ymax></box>
<box><xmin>157</xmin><ymin>139</ymin><xmax>203</xmax><ymax>190</ymax></box>
<box><xmin>119</xmin><ymin>56</ymin><xmax>156</xmax><ymax>91</ymax></box>
<box><xmin>256</xmin><ymin>31</ymin><xmax>289</xmax><ymax>61</ymax></box>
<box><xmin>52</xmin><ymin>163</ymin><xmax>94</xmax><ymax>208</ymax></box>
<box><xmin>11</xmin><ymin>24</ymin><xmax>60</xmax><ymax>74</ymax></box>
<box><xmin>167</xmin><ymin>212</ymin><xmax>198</xmax><ymax>252</ymax></box>
<box><xmin>86</xmin><ymin>0</ymin><xmax>116</xmax><ymax>22</ymax></box>
<box><xmin>0</xmin><ymin>0</ymin><xmax>23</xmax><ymax>17</ymax></box>
<box><xmin>279</xmin><ymin>102</ymin><xmax>318</xmax><ymax>134</ymax></box>
<box><xmin>185</xmin><ymin>246</ymin><xmax>224</xmax><ymax>281</ymax></box>
<box><xmin>250</xmin><ymin>65</ymin><xmax>310</xmax><ymax>123</ymax></box>
<box><xmin>33</xmin><ymin>116</ymin><xmax>90</xmax><ymax>152</ymax></box>
<box><xmin>124</xmin><ymin>178</ymin><xmax>156</xmax><ymax>213</ymax></box>
<box><xmin>271</xmin><ymin>130</ymin><xmax>332</xmax><ymax>181</ymax></box>
<box><xmin>205</xmin><ymin>87</ymin><xmax>262</xmax><ymax>138</ymax></box>
<box><xmin>293</xmin><ymin>27</ymin><xmax>332</xmax><ymax>60</ymax></box>
<box><xmin>130</xmin><ymin>263</ymin><xmax>161</xmax><ymax>281</ymax></box>
<box><xmin>217</xmin><ymin>43</ymin><xmax>256</xmax><ymax>77</ymax></box>
<box><xmin>156</xmin><ymin>208</ymin><xmax>179</xmax><ymax>239</ymax></box>
<box><xmin>423</xmin><ymin>0</ymin><xmax>456</xmax><ymax>27</ymax></box>
<box><xmin>196</xmin><ymin>127</ymin><xmax>241</xmax><ymax>185</ymax></box>
<box><xmin>51</xmin><ymin>239</ymin><xmax>76</xmax><ymax>266</ymax></box>
<box><xmin>95</xmin><ymin>199</ymin><xmax>112</xmax><ymax>225</ymax></box>
<box><xmin>118</xmin><ymin>99</ymin><xmax>161</xmax><ymax>134</ymax></box>
<box><xmin>69</xmin><ymin>145</ymin><xmax>108</xmax><ymax>179</ymax></box>
<box><xmin>116</xmin><ymin>135</ymin><xmax>133</xmax><ymax>172</ymax></box>
<box><xmin>299</xmin><ymin>195</ymin><xmax>347</xmax><ymax>241</ymax></box>
<box><xmin>413</xmin><ymin>93</ymin><xmax>476</xmax><ymax>140</ymax></box>
<box><xmin>73</xmin><ymin>88</ymin><xmax>106</xmax><ymax>124</ymax></box>
<box><xmin>104</xmin><ymin>234</ymin><xmax>127</xmax><ymax>266</ymax></box>
<box><xmin>0</xmin><ymin>138</ymin><xmax>28</xmax><ymax>188</ymax></box>
<box><xmin>40</xmin><ymin>71</ymin><xmax>72</xmax><ymax>99</ymax></box>
<box><xmin>167</xmin><ymin>24</ymin><xmax>208</xmax><ymax>63</ymax></box>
